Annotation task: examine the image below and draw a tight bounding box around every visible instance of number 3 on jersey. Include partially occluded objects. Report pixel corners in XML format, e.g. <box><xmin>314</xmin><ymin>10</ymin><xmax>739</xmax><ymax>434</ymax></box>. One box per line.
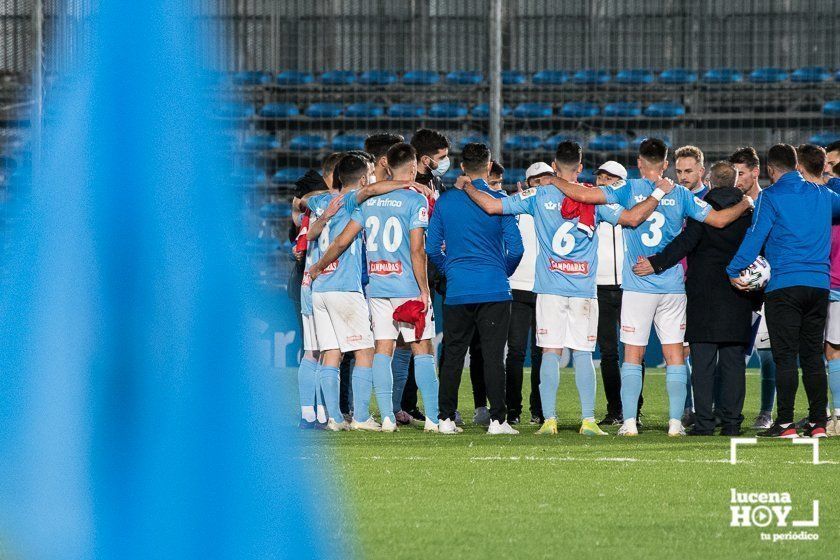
<box><xmin>366</xmin><ymin>215</ymin><xmax>403</xmax><ymax>252</ymax></box>
<box><xmin>641</xmin><ymin>211</ymin><xmax>664</xmax><ymax>247</ymax></box>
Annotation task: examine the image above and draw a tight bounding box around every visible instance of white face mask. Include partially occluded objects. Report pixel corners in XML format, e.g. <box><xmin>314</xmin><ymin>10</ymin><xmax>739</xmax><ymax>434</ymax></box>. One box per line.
<box><xmin>431</xmin><ymin>156</ymin><xmax>450</xmax><ymax>178</ymax></box>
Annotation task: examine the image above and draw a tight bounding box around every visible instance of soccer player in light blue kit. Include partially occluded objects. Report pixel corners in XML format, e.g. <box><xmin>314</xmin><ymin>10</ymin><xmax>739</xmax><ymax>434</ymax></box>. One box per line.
<box><xmin>550</xmin><ymin>138</ymin><xmax>752</xmax><ymax>436</ymax></box>
<box><xmin>463</xmin><ymin>141</ymin><xmax>670</xmax><ymax>435</ymax></box>
<box><xmin>307</xmin><ymin>153</ymin><xmax>421</xmax><ymax>431</ymax></box>
<box><xmin>314</xmin><ymin>144</ymin><xmax>439</xmax><ymax>433</ymax></box>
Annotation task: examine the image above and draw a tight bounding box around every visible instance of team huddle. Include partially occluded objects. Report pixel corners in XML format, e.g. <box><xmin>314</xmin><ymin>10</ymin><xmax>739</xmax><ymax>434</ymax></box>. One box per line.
<box><xmin>291</xmin><ymin>128</ymin><xmax>840</xmax><ymax>439</ymax></box>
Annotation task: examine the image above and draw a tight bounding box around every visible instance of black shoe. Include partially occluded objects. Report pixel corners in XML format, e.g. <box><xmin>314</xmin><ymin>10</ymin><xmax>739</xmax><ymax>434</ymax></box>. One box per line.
<box><xmin>598</xmin><ymin>414</ymin><xmax>622</xmax><ymax>426</ymax></box>
<box><xmin>406</xmin><ymin>408</ymin><xmax>426</xmax><ymax>423</ymax></box>
<box><xmin>681</xmin><ymin>410</ymin><xmax>696</xmax><ymax>428</ymax></box>
<box><xmin>803</xmin><ymin>423</ymin><xmax>828</xmax><ymax>438</ymax></box>
<box><xmin>508</xmin><ymin>416</ymin><xmax>520</xmax><ymax>425</ymax></box>
<box><xmin>636</xmin><ymin>414</ymin><xmax>644</xmax><ymax>430</ymax></box>
<box><xmin>720</xmin><ymin>427</ymin><xmax>743</xmax><ymax>437</ymax></box>
<box><xmin>529</xmin><ymin>415</ymin><xmax>544</xmax><ymax>425</ymax></box>
<box><xmin>757</xmin><ymin>422</ymin><xmax>799</xmax><ymax>438</ymax></box>
<box><xmin>687</xmin><ymin>428</ymin><xmax>714</xmax><ymax>436</ymax></box>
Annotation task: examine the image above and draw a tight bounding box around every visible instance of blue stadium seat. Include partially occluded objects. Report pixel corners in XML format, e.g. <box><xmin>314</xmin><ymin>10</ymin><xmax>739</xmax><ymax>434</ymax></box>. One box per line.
<box><xmin>402</xmin><ymin>70</ymin><xmax>440</xmax><ymax>85</ymax></box>
<box><xmin>823</xmin><ymin>101</ymin><xmax>840</xmax><ymax>116</ymax></box>
<box><xmin>304</xmin><ymin>103</ymin><xmax>343</xmax><ymax>118</ymax></box>
<box><xmin>387</xmin><ymin>103</ymin><xmax>426</xmax><ymax>118</ymax></box>
<box><xmin>289</xmin><ymin>134</ymin><xmax>327</xmax><ymax>151</ymax></box>
<box><xmin>572</xmin><ymin>69</ymin><xmax>610</xmax><ymax>85</ymax></box>
<box><xmin>543</xmin><ymin>134</ymin><xmax>582</xmax><ymax>151</ymax></box>
<box><xmin>588</xmin><ymin>134</ymin><xmax>629</xmax><ymax>151</ymax></box>
<box><xmin>502</xmin><ymin>70</ymin><xmax>526</xmax><ymax>85</ymax></box>
<box><xmin>457</xmin><ymin>135</ymin><xmax>489</xmax><ymax>150</ymax></box>
<box><xmin>658</xmin><ymin>68</ymin><xmax>697</xmax><ymax>84</ymax></box>
<box><xmin>504</xmin><ymin>135</ymin><xmax>543</xmax><ymax>151</ymax></box>
<box><xmin>532</xmin><ymin>70</ymin><xmax>569</xmax><ymax>85</ymax></box>
<box><xmin>512</xmin><ymin>103</ymin><xmax>553</xmax><ymax>119</ymax></box>
<box><xmin>320</xmin><ymin>70</ymin><xmax>356</xmax><ymax>85</ymax></box>
<box><xmin>345</xmin><ymin>103</ymin><xmax>385</xmax><ymax>118</ymax></box>
<box><xmin>749</xmin><ymin>67</ymin><xmax>789</xmax><ymax>83</ymax></box>
<box><xmin>561</xmin><ymin>102</ymin><xmax>599</xmax><ymax>118</ymax></box>
<box><xmin>644</xmin><ymin>102</ymin><xmax>685</xmax><ymax>118</ymax></box>
<box><xmin>835</xmin><ymin>70</ymin><xmax>840</xmax><ymax>82</ymax></box>
<box><xmin>791</xmin><ymin>67</ymin><xmax>831</xmax><ymax>83</ymax></box>
<box><xmin>231</xmin><ymin>71</ymin><xmax>271</xmax><ymax>85</ymax></box>
<box><xmin>259</xmin><ymin>203</ymin><xmax>293</xmax><ymax>220</ymax></box>
<box><xmin>445</xmin><ymin>71</ymin><xmax>484</xmax><ymax>85</ymax></box>
<box><xmin>702</xmin><ymin>68</ymin><xmax>742</xmax><ymax>83</ymax></box>
<box><xmin>470</xmin><ymin>104</ymin><xmax>512</xmax><ymax>118</ymax></box>
<box><xmin>504</xmin><ymin>168</ymin><xmax>527</xmax><ymax>185</ymax></box>
<box><xmin>272</xmin><ymin>167</ymin><xmax>309</xmax><ymax>185</ymax></box>
<box><xmin>428</xmin><ymin>103</ymin><xmax>468</xmax><ymax>118</ymax></box>
<box><xmin>808</xmin><ymin>132</ymin><xmax>840</xmax><ymax>147</ymax></box>
<box><xmin>577</xmin><ymin>169</ymin><xmax>596</xmax><ymax>184</ymax></box>
<box><xmin>615</xmin><ymin>69</ymin><xmax>654</xmax><ymax>85</ymax></box>
<box><xmin>232</xmin><ymin>168</ymin><xmax>266</xmax><ymax>186</ymax></box>
<box><xmin>215</xmin><ymin>102</ymin><xmax>254</xmax><ymax>118</ymax></box>
<box><xmin>331</xmin><ymin>134</ymin><xmax>366</xmax><ymax>151</ymax></box>
<box><xmin>258</xmin><ymin>103</ymin><xmax>299</xmax><ymax>118</ymax></box>
<box><xmin>632</xmin><ymin>135</ymin><xmax>671</xmax><ymax>149</ymax></box>
<box><xmin>359</xmin><ymin>70</ymin><xmax>398</xmax><ymax>85</ymax></box>
<box><xmin>243</xmin><ymin>134</ymin><xmax>280</xmax><ymax>151</ymax></box>
<box><xmin>276</xmin><ymin>70</ymin><xmax>314</xmax><ymax>85</ymax></box>
<box><xmin>603</xmin><ymin>102</ymin><xmax>642</xmax><ymax>117</ymax></box>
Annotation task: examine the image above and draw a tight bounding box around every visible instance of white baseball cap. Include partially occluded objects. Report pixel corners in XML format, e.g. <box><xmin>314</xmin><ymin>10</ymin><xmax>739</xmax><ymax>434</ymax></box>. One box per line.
<box><xmin>597</xmin><ymin>160</ymin><xmax>627</xmax><ymax>180</ymax></box>
<box><xmin>525</xmin><ymin>162</ymin><xmax>554</xmax><ymax>181</ymax></box>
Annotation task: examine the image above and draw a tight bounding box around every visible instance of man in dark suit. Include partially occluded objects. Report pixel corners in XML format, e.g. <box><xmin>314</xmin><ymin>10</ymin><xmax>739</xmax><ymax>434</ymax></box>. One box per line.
<box><xmin>633</xmin><ymin>161</ymin><xmax>759</xmax><ymax>435</ymax></box>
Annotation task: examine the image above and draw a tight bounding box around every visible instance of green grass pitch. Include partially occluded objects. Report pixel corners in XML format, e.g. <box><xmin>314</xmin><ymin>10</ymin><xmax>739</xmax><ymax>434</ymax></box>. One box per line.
<box><xmin>291</xmin><ymin>369</ymin><xmax>838</xmax><ymax>559</ymax></box>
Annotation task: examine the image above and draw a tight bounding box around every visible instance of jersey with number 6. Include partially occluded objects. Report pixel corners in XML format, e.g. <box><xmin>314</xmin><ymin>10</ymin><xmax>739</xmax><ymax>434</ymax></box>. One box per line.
<box><xmin>346</xmin><ymin>189</ymin><xmax>429</xmax><ymax>298</ymax></box>
<box><xmin>501</xmin><ymin>186</ymin><xmax>622</xmax><ymax>298</ymax></box>
<box><xmin>601</xmin><ymin>179</ymin><xmax>712</xmax><ymax>294</ymax></box>
<box><xmin>308</xmin><ymin>191</ymin><xmax>364</xmax><ymax>293</ymax></box>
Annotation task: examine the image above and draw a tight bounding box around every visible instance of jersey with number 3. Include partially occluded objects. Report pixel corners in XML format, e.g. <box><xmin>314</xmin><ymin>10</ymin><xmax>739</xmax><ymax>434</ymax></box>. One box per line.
<box><xmin>501</xmin><ymin>186</ymin><xmax>622</xmax><ymax>298</ymax></box>
<box><xmin>346</xmin><ymin>189</ymin><xmax>429</xmax><ymax>298</ymax></box>
<box><xmin>601</xmin><ymin>179</ymin><xmax>712</xmax><ymax>294</ymax></box>
<box><xmin>309</xmin><ymin>191</ymin><xmax>364</xmax><ymax>293</ymax></box>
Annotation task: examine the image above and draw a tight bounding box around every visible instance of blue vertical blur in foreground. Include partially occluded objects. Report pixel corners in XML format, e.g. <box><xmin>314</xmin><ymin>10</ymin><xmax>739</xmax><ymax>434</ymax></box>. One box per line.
<box><xmin>0</xmin><ymin>2</ymin><xmax>335</xmax><ymax>559</ymax></box>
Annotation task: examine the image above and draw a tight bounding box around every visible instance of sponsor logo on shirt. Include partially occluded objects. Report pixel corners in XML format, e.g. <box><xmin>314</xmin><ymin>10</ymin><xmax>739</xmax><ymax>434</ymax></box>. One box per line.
<box><xmin>322</xmin><ymin>260</ymin><xmax>338</xmax><ymax>275</ymax></box>
<box><xmin>549</xmin><ymin>259</ymin><xmax>589</xmax><ymax>275</ymax></box>
<box><xmin>520</xmin><ymin>188</ymin><xmax>537</xmax><ymax>199</ymax></box>
<box><xmin>369</xmin><ymin>260</ymin><xmax>403</xmax><ymax>275</ymax></box>
<box><xmin>418</xmin><ymin>206</ymin><xmax>428</xmax><ymax>223</ymax></box>
<box><xmin>695</xmin><ymin>198</ymin><xmax>708</xmax><ymax>208</ymax></box>
<box><xmin>302</xmin><ymin>272</ymin><xmax>311</xmax><ymax>287</ymax></box>
<box><xmin>543</xmin><ymin>201</ymin><xmax>559</xmax><ymax>210</ymax></box>
<box><xmin>367</xmin><ymin>198</ymin><xmax>404</xmax><ymax>208</ymax></box>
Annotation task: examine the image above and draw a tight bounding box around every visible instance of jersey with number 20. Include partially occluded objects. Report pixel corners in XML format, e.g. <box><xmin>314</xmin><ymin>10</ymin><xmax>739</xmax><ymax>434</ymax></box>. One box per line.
<box><xmin>346</xmin><ymin>189</ymin><xmax>429</xmax><ymax>298</ymax></box>
<box><xmin>601</xmin><ymin>178</ymin><xmax>711</xmax><ymax>294</ymax></box>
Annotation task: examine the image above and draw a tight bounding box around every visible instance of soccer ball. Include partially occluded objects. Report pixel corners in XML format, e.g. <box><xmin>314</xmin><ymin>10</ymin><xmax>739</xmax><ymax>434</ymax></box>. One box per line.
<box><xmin>738</xmin><ymin>256</ymin><xmax>771</xmax><ymax>290</ymax></box>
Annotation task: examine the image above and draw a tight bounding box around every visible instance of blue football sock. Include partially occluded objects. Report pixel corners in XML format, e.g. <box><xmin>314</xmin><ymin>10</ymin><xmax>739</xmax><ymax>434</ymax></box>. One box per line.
<box><xmin>372</xmin><ymin>354</ymin><xmax>395</xmax><ymax>423</ymax></box>
<box><xmin>315</xmin><ymin>386</ymin><xmax>327</xmax><ymax>423</ymax></box>
<box><xmin>297</xmin><ymin>357</ymin><xmax>318</xmax><ymax>421</ymax></box>
<box><xmin>683</xmin><ymin>357</ymin><xmax>693</xmax><ymax>410</ymax></box>
<box><xmin>413</xmin><ymin>354</ymin><xmax>439</xmax><ymax>423</ymax></box>
<box><xmin>540</xmin><ymin>352</ymin><xmax>561</xmax><ymax>419</ymax></box>
<box><xmin>620</xmin><ymin>362</ymin><xmax>643</xmax><ymax>421</ymax></box>
<box><xmin>572</xmin><ymin>350</ymin><xmax>596</xmax><ymax>420</ymax></box>
<box><xmin>318</xmin><ymin>364</ymin><xmax>342</xmax><ymax>422</ymax></box>
<box><xmin>828</xmin><ymin>359</ymin><xmax>840</xmax><ymax>411</ymax></box>
<box><xmin>351</xmin><ymin>365</ymin><xmax>373</xmax><ymax>422</ymax></box>
<box><xmin>758</xmin><ymin>349</ymin><xmax>776</xmax><ymax>413</ymax></box>
<box><xmin>391</xmin><ymin>347</ymin><xmax>412</xmax><ymax>412</ymax></box>
<box><xmin>666</xmin><ymin>364</ymin><xmax>689</xmax><ymax>421</ymax></box>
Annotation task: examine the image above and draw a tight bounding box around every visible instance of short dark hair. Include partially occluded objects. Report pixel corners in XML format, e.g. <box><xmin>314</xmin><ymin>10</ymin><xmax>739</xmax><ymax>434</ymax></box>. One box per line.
<box><xmin>411</xmin><ymin>128</ymin><xmax>450</xmax><ymax>159</ymax></box>
<box><xmin>796</xmin><ymin>144</ymin><xmax>826</xmax><ymax>177</ymax></box>
<box><xmin>461</xmin><ymin>142</ymin><xmax>491</xmax><ymax>175</ymax></box>
<box><xmin>708</xmin><ymin>161</ymin><xmax>737</xmax><ymax>189</ymax></box>
<box><xmin>729</xmin><ymin>146</ymin><xmax>760</xmax><ymax>169</ymax></box>
<box><xmin>346</xmin><ymin>150</ymin><xmax>374</xmax><ymax>165</ymax></box>
<box><xmin>766</xmin><ymin>144</ymin><xmax>797</xmax><ymax>173</ymax></box>
<box><xmin>334</xmin><ymin>153</ymin><xmax>369</xmax><ymax>186</ymax></box>
<box><xmin>321</xmin><ymin>152</ymin><xmax>344</xmax><ymax>176</ymax></box>
<box><xmin>638</xmin><ymin>138</ymin><xmax>668</xmax><ymax>163</ymax></box>
<box><xmin>554</xmin><ymin>141</ymin><xmax>582</xmax><ymax>168</ymax></box>
<box><xmin>386</xmin><ymin>142</ymin><xmax>417</xmax><ymax>170</ymax></box>
<box><xmin>826</xmin><ymin>140</ymin><xmax>840</xmax><ymax>155</ymax></box>
<box><xmin>489</xmin><ymin>159</ymin><xmax>505</xmax><ymax>177</ymax></box>
<box><xmin>365</xmin><ymin>133</ymin><xmax>405</xmax><ymax>159</ymax></box>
